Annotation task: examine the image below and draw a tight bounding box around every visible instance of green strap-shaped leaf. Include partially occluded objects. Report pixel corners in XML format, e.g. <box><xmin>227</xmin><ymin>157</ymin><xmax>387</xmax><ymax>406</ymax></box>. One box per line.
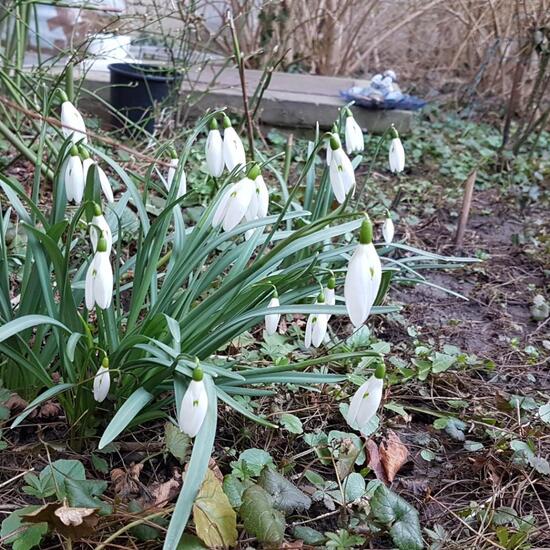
<box><xmin>11</xmin><ymin>383</ymin><xmax>75</xmax><ymax>428</ymax></box>
<box><xmin>98</xmin><ymin>387</ymin><xmax>154</xmax><ymax>449</ymax></box>
<box><xmin>0</xmin><ymin>315</ymin><xmax>69</xmax><ymax>343</ymax></box>
<box><xmin>163</xmin><ymin>376</ymin><xmax>218</xmax><ymax>550</ymax></box>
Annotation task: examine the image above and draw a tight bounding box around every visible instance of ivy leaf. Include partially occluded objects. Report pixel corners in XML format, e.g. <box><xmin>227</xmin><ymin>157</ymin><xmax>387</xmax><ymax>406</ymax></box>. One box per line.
<box><xmin>431</xmin><ymin>352</ymin><xmax>455</xmax><ymax>373</ymax></box>
<box><xmin>539</xmin><ymin>403</ymin><xmax>550</xmax><ymax>425</ymax></box>
<box><xmin>258</xmin><ymin>469</ymin><xmax>311</xmax><ymax>513</ymax></box>
<box><xmin>292</xmin><ymin>525</ymin><xmax>326</xmax><ymax>546</ymax></box>
<box><xmin>240</xmin><ymin>485</ymin><xmax>285</xmax><ymax>545</ymax></box>
<box><xmin>280</xmin><ymin>413</ymin><xmax>303</xmax><ymax>434</ymax></box>
<box><xmin>371</xmin><ymin>484</ymin><xmax>424</xmax><ymax>550</ymax></box>
<box><xmin>164</xmin><ymin>422</ymin><xmax>190</xmax><ymax>462</ymax></box>
<box><xmin>222</xmin><ymin>474</ymin><xmax>252</xmax><ymax>509</ymax></box>
<box><xmin>0</xmin><ymin>507</ymin><xmax>47</xmax><ymax>550</ymax></box>
<box><xmin>231</xmin><ymin>448</ymin><xmax>275</xmax><ymax>478</ymax></box>
<box><xmin>193</xmin><ymin>470</ymin><xmax>237</xmax><ymax>548</ymax></box>
<box><xmin>342</xmin><ymin>472</ymin><xmax>366</xmax><ymax>502</ymax></box>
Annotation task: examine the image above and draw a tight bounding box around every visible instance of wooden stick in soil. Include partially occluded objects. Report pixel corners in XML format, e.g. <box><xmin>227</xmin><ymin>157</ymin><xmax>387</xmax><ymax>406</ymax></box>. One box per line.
<box><xmin>455</xmin><ymin>169</ymin><xmax>477</xmax><ymax>248</ymax></box>
<box><xmin>226</xmin><ymin>10</ymin><xmax>255</xmax><ymax>161</ymax></box>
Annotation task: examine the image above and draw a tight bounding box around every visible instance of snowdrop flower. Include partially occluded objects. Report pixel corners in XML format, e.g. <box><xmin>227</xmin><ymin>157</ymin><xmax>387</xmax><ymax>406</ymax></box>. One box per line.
<box><xmin>166</xmin><ymin>149</ymin><xmax>186</xmax><ymax>199</ymax></box>
<box><xmin>59</xmin><ymin>91</ymin><xmax>87</xmax><ymax>144</ymax></box>
<box><xmin>89</xmin><ymin>203</ymin><xmax>112</xmax><ymax>253</ymax></box>
<box><xmin>79</xmin><ymin>147</ymin><xmax>114</xmax><ymax>203</ymax></box>
<box><xmin>382</xmin><ymin>210</ymin><xmax>395</xmax><ymax>244</ymax></box>
<box><xmin>304</xmin><ymin>292</ymin><xmax>329</xmax><ymax>349</ymax></box>
<box><xmin>325</xmin><ymin>124</ymin><xmax>340</xmax><ymax>166</ymax></box>
<box><xmin>265</xmin><ymin>290</ymin><xmax>280</xmax><ymax>336</ymax></box>
<box><xmin>346</xmin><ymin>363</ymin><xmax>385</xmax><ymax>431</ymax></box>
<box><xmin>205</xmin><ymin>117</ymin><xmax>224</xmax><ymax>177</ymax></box>
<box><xmin>388</xmin><ymin>126</ymin><xmax>405</xmax><ymax>174</ymax></box>
<box><xmin>328</xmin><ymin>134</ymin><xmax>355</xmax><ymax>204</ymax></box>
<box><xmin>344</xmin><ymin>216</ymin><xmax>382</xmax><ymax>327</ymax></box>
<box><xmin>245</xmin><ymin>167</ymin><xmax>269</xmax><ymax>223</ymax></box>
<box><xmin>85</xmin><ymin>235</ymin><xmax>113</xmax><ymax>310</ymax></box>
<box><xmin>344</xmin><ymin>108</ymin><xmax>364</xmax><ymax>154</ymax></box>
<box><xmin>222</xmin><ymin>114</ymin><xmax>246</xmax><ymax>171</ymax></box>
<box><xmin>93</xmin><ymin>356</ymin><xmax>110</xmax><ymax>403</ymax></box>
<box><xmin>178</xmin><ymin>365</ymin><xmax>208</xmax><ymax>438</ymax></box>
<box><xmin>64</xmin><ymin>146</ymin><xmax>84</xmax><ymax>204</ymax></box>
<box><xmin>212</xmin><ymin>164</ymin><xmax>257</xmax><ymax>232</ymax></box>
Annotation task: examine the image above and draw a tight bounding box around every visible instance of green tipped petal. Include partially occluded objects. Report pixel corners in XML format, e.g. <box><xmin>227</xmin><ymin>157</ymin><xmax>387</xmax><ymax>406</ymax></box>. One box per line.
<box><xmin>359</xmin><ymin>216</ymin><xmax>373</xmax><ymax>245</ymax></box>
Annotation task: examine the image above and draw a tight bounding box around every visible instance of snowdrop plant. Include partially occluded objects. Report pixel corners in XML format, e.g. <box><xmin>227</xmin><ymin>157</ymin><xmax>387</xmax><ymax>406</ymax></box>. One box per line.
<box><xmin>304</xmin><ymin>291</ymin><xmax>329</xmax><ymax>349</ymax></box>
<box><xmin>344</xmin><ymin>108</ymin><xmax>364</xmax><ymax>154</ymax></box>
<box><xmin>346</xmin><ymin>363</ymin><xmax>385</xmax><ymax>431</ymax></box>
<box><xmin>344</xmin><ymin>216</ymin><xmax>382</xmax><ymax>327</ymax></box>
<box><xmin>64</xmin><ymin>146</ymin><xmax>84</xmax><ymax>204</ymax></box>
<box><xmin>0</xmin><ymin>86</ymin><xmax>476</xmax><ymax>548</ymax></box>
<box><xmin>222</xmin><ymin>114</ymin><xmax>246</xmax><ymax>171</ymax></box>
<box><xmin>382</xmin><ymin>210</ymin><xmax>395</xmax><ymax>244</ymax></box>
<box><xmin>59</xmin><ymin>90</ymin><xmax>87</xmax><ymax>144</ymax></box>
<box><xmin>93</xmin><ymin>356</ymin><xmax>110</xmax><ymax>403</ymax></box>
<box><xmin>328</xmin><ymin>134</ymin><xmax>356</xmax><ymax>204</ymax></box>
<box><xmin>166</xmin><ymin>148</ymin><xmax>187</xmax><ymax>199</ymax></box>
<box><xmin>205</xmin><ymin>118</ymin><xmax>224</xmax><ymax>177</ymax></box>
<box><xmin>389</xmin><ymin>126</ymin><xmax>405</xmax><ymax>173</ymax></box>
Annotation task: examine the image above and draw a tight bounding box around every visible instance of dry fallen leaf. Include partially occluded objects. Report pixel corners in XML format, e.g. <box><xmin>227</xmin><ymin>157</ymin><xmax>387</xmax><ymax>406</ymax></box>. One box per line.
<box><xmin>379</xmin><ymin>430</ymin><xmax>409</xmax><ymax>482</ymax></box>
<box><xmin>5</xmin><ymin>393</ymin><xmax>27</xmax><ymax>412</ymax></box>
<box><xmin>365</xmin><ymin>438</ymin><xmax>387</xmax><ymax>484</ymax></box>
<box><xmin>39</xmin><ymin>401</ymin><xmax>61</xmax><ymax>418</ymax></box>
<box><xmin>140</xmin><ymin>469</ymin><xmax>182</xmax><ymax>507</ymax></box>
<box><xmin>208</xmin><ymin>458</ymin><xmax>224</xmax><ymax>482</ymax></box>
<box><xmin>111</xmin><ymin>463</ymin><xmax>144</xmax><ymax>499</ymax></box>
<box><xmin>54</xmin><ymin>504</ymin><xmax>97</xmax><ymax>526</ymax></box>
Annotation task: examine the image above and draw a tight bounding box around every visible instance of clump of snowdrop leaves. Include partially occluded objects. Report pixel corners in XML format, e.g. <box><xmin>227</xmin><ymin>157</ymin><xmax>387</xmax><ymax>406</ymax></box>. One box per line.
<box><xmin>382</xmin><ymin>209</ymin><xmax>395</xmax><ymax>244</ymax></box>
<box><xmin>64</xmin><ymin>145</ymin><xmax>84</xmax><ymax>204</ymax></box>
<box><xmin>166</xmin><ymin>148</ymin><xmax>186</xmax><ymax>199</ymax></box>
<box><xmin>212</xmin><ymin>163</ymin><xmax>265</xmax><ymax>232</ymax></box>
<box><xmin>179</xmin><ymin>365</ymin><xmax>208</xmax><ymax>438</ymax></box>
<box><xmin>222</xmin><ymin>114</ymin><xmax>246</xmax><ymax>171</ymax></box>
<box><xmin>59</xmin><ymin>90</ymin><xmax>87</xmax><ymax>144</ymax></box>
<box><xmin>344</xmin><ymin>216</ymin><xmax>382</xmax><ymax>327</ymax></box>
<box><xmin>388</xmin><ymin>126</ymin><xmax>405</xmax><ymax>174</ymax></box>
<box><xmin>93</xmin><ymin>356</ymin><xmax>110</xmax><ymax>403</ymax></box>
<box><xmin>344</xmin><ymin>108</ymin><xmax>364</xmax><ymax>154</ymax></box>
<box><xmin>328</xmin><ymin>134</ymin><xmax>356</xmax><ymax>204</ymax></box>
<box><xmin>346</xmin><ymin>363</ymin><xmax>385</xmax><ymax>432</ymax></box>
<box><xmin>205</xmin><ymin>117</ymin><xmax>224</xmax><ymax>178</ymax></box>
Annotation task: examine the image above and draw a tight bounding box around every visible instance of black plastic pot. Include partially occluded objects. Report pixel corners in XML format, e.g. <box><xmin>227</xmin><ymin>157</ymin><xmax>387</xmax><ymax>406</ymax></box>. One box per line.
<box><xmin>108</xmin><ymin>63</ymin><xmax>181</xmax><ymax>134</ymax></box>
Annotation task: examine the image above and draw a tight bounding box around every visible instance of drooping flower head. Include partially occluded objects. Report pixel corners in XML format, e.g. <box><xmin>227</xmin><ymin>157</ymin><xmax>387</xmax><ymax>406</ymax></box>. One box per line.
<box><xmin>65</xmin><ymin>145</ymin><xmax>84</xmax><ymax>204</ymax></box>
<box><xmin>206</xmin><ymin>117</ymin><xmax>224</xmax><ymax>178</ymax></box>
<box><xmin>90</xmin><ymin>202</ymin><xmax>112</xmax><ymax>254</ymax></box>
<box><xmin>344</xmin><ymin>108</ymin><xmax>364</xmax><ymax>155</ymax></box>
<box><xmin>85</xmin><ymin>234</ymin><xmax>113</xmax><ymax>310</ymax></box>
<box><xmin>245</xmin><ymin>164</ymin><xmax>269</xmax><ymax>223</ymax></box>
<box><xmin>178</xmin><ymin>364</ymin><xmax>208</xmax><ymax>438</ymax></box>
<box><xmin>79</xmin><ymin>146</ymin><xmax>114</xmax><ymax>203</ymax></box>
<box><xmin>212</xmin><ymin>164</ymin><xmax>259</xmax><ymax>232</ymax></box>
<box><xmin>305</xmin><ymin>290</ymin><xmax>329</xmax><ymax>349</ymax></box>
<box><xmin>166</xmin><ymin>148</ymin><xmax>186</xmax><ymax>199</ymax></box>
<box><xmin>328</xmin><ymin>134</ymin><xmax>355</xmax><ymax>204</ymax></box>
<box><xmin>265</xmin><ymin>288</ymin><xmax>280</xmax><ymax>337</ymax></box>
<box><xmin>222</xmin><ymin>114</ymin><xmax>246</xmax><ymax>172</ymax></box>
<box><xmin>382</xmin><ymin>209</ymin><xmax>395</xmax><ymax>245</ymax></box>
<box><xmin>346</xmin><ymin>363</ymin><xmax>385</xmax><ymax>431</ymax></box>
<box><xmin>59</xmin><ymin>90</ymin><xmax>87</xmax><ymax>144</ymax></box>
<box><xmin>93</xmin><ymin>355</ymin><xmax>110</xmax><ymax>403</ymax></box>
<box><xmin>344</xmin><ymin>216</ymin><xmax>382</xmax><ymax>327</ymax></box>
<box><xmin>388</xmin><ymin>126</ymin><xmax>405</xmax><ymax>174</ymax></box>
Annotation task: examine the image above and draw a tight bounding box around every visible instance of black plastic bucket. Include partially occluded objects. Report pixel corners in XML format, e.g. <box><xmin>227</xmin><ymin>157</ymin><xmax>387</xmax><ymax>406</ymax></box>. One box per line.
<box><xmin>108</xmin><ymin>63</ymin><xmax>181</xmax><ymax>134</ymax></box>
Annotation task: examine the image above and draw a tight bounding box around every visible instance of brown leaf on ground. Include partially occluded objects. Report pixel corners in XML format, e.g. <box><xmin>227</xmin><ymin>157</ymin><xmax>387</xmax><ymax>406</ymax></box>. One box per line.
<box><xmin>5</xmin><ymin>394</ymin><xmax>28</xmax><ymax>412</ymax></box>
<box><xmin>39</xmin><ymin>401</ymin><xmax>61</xmax><ymax>418</ymax></box>
<box><xmin>23</xmin><ymin>502</ymin><xmax>99</xmax><ymax>539</ymax></box>
<box><xmin>111</xmin><ymin>463</ymin><xmax>143</xmax><ymax>499</ymax></box>
<box><xmin>379</xmin><ymin>430</ymin><xmax>409</xmax><ymax>482</ymax></box>
<box><xmin>140</xmin><ymin>468</ymin><xmax>182</xmax><ymax>507</ymax></box>
<box><xmin>282</xmin><ymin>541</ymin><xmax>304</xmax><ymax>549</ymax></box>
<box><xmin>365</xmin><ymin>438</ymin><xmax>387</xmax><ymax>483</ymax></box>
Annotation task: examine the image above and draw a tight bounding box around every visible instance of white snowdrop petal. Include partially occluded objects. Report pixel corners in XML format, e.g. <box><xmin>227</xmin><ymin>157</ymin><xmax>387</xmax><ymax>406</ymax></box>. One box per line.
<box><xmin>212</xmin><ymin>185</ymin><xmax>234</xmax><ymax>227</ymax></box>
<box><xmin>389</xmin><ymin>138</ymin><xmax>405</xmax><ymax>173</ymax></box>
<box><xmin>93</xmin><ymin>365</ymin><xmax>110</xmax><ymax>403</ymax></box>
<box><xmin>61</xmin><ymin>101</ymin><xmax>87</xmax><ymax>144</ymax></box>
<box><xmin>178</xmin><ymin>380</ymin><xmax>208</xmax><ymax>437</ymax></box>
<box><xmin>206</xmin><ymin>129</ymin><xmax>224</xmax><ymax>177</ymax></box>
<box><xmin>97</xmin><ymin>165</ymin><xmax>114</xmax><ymax>203</ymax></box>
<box><xmin>312</xmin><ymin>314</ymin><xmax>328</xmax><ymax>347</ymax></box>
<box><xmin>90</xmin><ymin>215</ymin><xmax>112</xmax><ymax>253</ymax></box>
<box><xmin>382</xmin><ymin>218</ymin><xmax>395</xmax><ymax>244</ymax></box>
<box><xmin>265</xmin><ymin>297</ymin><xmax>280</xmax><ymax>336</ymax></box>
<box><xmin>304</xmin><ymin>315</ymin><xmax>314</xmax><ymax>349</ymax></box>
<box><xmin>93</xmin><ymin>252</ymin><xmax>113</xmax><ymax>310</ymax></box>
<box><xmin>223</xmin><ymin>127</ymin><xmax>246</xmax><ymax>171</ymax></box>
<box><xmin>84</xmin><ymin>260</ymin><xmax>95</xmax><ymax>310</ymax></box>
